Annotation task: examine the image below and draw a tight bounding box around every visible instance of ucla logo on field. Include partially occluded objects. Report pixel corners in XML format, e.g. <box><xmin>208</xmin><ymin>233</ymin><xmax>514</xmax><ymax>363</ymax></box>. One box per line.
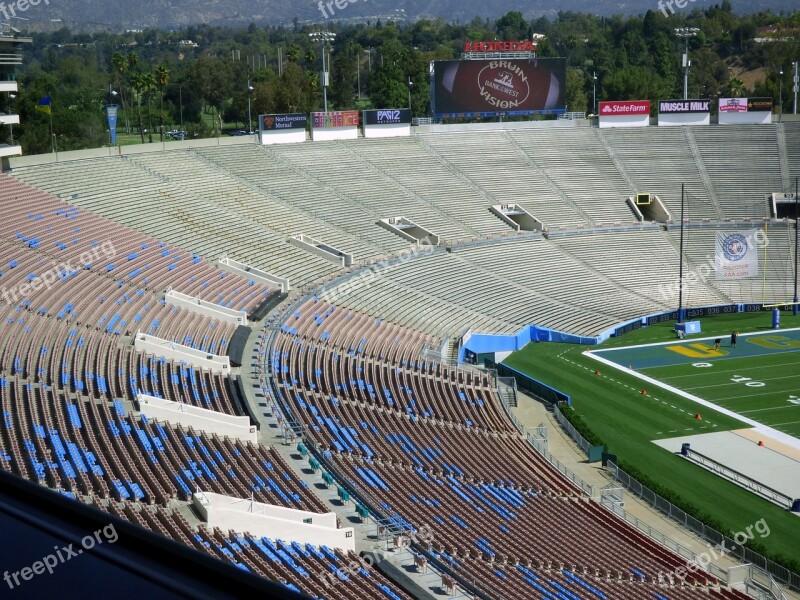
<box><xmin>722</xmin><ymin>233</ymin><xmax>748</xmax><ymax>262</ymax></box>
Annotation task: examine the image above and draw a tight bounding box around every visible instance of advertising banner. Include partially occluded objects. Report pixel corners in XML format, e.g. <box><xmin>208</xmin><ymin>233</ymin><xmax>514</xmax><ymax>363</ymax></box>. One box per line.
<box><xmin>431</xmin><ymin>58</ymin><xmax>566</xmax><ymax>118</ymax></box>
<box><xmin>311</xmin><ymin>111</ymin><xmax>359</xmax><ymax>128</ymax></box>
<box><xmin>658</xmin><ymin>99</ymin><xmax>710</xmax><ymax>126</ymax></box>
<box><xmin>598</xmin><ymin>100</ymin><xmax>651</xmax><ymax>128</ymax></box>
<box><xmin>363</xmin><ymin>109</ymin><xmax>412</xmax><ymax>125</ymax></box>
<box><xmin>715</xmin><ymin>230</ymin><xmax>759</xmax><ymax>279</ymax></box>
<box><xmin>105</xmin><ymin>105</ymin><xmax>119</xmax><ymax>145</ymax></box>
<box><xmin>259</xmin><ymin>113</ymin><xmax>307</xmax><ymax>130</ymax></box>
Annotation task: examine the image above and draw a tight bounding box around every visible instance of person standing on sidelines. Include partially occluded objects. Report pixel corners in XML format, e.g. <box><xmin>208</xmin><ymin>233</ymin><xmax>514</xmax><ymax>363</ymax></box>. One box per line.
<box><xmin>730</xmin><ymin>331</ymin><xmax>738</xmax><ymax>348</ymax></box>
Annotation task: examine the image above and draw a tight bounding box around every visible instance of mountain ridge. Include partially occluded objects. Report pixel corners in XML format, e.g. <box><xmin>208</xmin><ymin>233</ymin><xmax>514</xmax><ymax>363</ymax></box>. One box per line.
<box><xmin>8</xmin><ymin>0</ymin><xmax>797</xmax><ymax>31</ymax></box>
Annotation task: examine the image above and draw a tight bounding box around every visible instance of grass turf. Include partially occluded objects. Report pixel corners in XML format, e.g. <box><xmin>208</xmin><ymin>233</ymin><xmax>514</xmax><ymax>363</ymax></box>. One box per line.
<box><xmin>592</xmin><ymin>328</ymin><xmax>800</xmax><ymax>438</ymax></box>
<box><xmin>503</xmin><ymin>311</ymin><xmax>800</xmax><ymax>562</ymax></box>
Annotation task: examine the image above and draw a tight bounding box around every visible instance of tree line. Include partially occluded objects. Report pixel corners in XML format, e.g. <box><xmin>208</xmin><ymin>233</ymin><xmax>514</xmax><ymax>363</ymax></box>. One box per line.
<box><xmin>4</xmin><ymin>3</ymin><xmax>799</xmax><ymax>153</ymax></box>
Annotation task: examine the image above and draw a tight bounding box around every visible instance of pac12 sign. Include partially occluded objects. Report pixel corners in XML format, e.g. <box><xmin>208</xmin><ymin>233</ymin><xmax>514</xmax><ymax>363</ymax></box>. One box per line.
<box><xmin>363</xmin><ymin>109</ymin><xmax>412</xmax><ymax>125</ymax></box>
<box><xmin>431</xmin><ymin>58</ymin><xmax>566</xmax><ymax>118</ymax></box>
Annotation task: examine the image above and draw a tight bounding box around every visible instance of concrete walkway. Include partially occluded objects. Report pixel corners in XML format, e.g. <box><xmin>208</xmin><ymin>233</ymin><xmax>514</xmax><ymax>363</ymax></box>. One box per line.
<box><xmin>235</xmin><ymin>325</ymin><xmax>455</xmax><ymax>599</ymax></box>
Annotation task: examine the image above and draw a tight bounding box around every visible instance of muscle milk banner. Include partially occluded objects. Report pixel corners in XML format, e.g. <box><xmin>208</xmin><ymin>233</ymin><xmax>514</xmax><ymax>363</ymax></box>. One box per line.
<box><xmin>658</xmin><ymin>99</ymin><xmax>710</xmax><ymax>126</ymax></box>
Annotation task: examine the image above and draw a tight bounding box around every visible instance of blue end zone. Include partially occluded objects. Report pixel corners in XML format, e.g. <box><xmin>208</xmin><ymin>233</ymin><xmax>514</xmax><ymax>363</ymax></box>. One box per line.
<box><xmin>592</xmin><ymin>328</ymin><xmax>800</xmax><ymax>370</ymax></box>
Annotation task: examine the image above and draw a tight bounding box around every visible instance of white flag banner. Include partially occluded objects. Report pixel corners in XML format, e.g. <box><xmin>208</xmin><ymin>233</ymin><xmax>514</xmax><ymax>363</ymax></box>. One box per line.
<box><xmin>715</xmin><ymin>230</ymin><xmax>759</xmax><ymax>280</ymax></box>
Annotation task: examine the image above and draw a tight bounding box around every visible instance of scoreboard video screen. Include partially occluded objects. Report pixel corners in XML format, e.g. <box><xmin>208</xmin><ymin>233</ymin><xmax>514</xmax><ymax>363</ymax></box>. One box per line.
<box><xmin>431</xmin><ymin>58</ymin><xmax>566</xmax><ymax>118</ymax></box>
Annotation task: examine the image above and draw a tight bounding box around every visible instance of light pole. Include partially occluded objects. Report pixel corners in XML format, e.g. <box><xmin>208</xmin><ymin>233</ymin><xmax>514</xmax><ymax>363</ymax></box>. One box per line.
<box><xmin>778</xmin><ymin>67</ymin><xmax>783</xmax><ymax>122</ymax></box>
<box><xmin>7</xmin><ymin>92</ymin><xmax>15</xmax><ymax>146</ymax></box>
<box><xmin>408</xmin><ymin>77</ymin><xmax>413</xmax><ymax>111</ymax></box>
<box><xmin>793</xmin><ymin>61</ymin><xmax>798</xmax><ymax>115</ymax></box>
<box><xmin>247</xmin><ymin>80</ymin><xmax>254</xmax><ymax>134</ymax></box>
<box><xmin>592</xmin><ymin>71</ymin><xmax>597</xmax><ymax>114</ymax></box>
<box><xmin>675</xmin><ymin>27</ymin><xmax>699</xmax><ymax>100</ymax></box>
<box><xmin>179</xmin><ymin>86</ymin><xmax>184</xmax><ymax>133</ymax></box>
<box><xmin>365</xmin><ymin>48</ymin><xmax>373</xmax><ymax>73</ymax></box>
<box><xmin>310</xmin><ymin>31</ymin><xmax>336</xmax><ymax>113</ymax></box>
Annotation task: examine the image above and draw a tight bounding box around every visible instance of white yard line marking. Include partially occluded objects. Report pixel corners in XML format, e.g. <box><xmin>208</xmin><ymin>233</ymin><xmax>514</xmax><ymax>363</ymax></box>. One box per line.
<box><xmin>583</xmin><ymin>350</ymin><xmax>800</xmax><ymax>451</ymax></box>
<box><xmin>591</xmin><ymin>327</ymin><xmax>800</xmax><ymax>354</ymax></box>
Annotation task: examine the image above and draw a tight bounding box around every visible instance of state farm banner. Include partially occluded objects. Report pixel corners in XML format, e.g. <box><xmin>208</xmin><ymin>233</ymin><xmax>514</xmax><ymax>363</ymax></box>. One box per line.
<box><xmin>598</xmin><ymin>100</ymin><xmax>651</xmax><ymax>128</ymax></box>
<box><xmin>658</xmin><ymin>99</ymin><xmax>710</xmax><ymax>126</ymax></box>
<box><xmin>715</xmin><ymin>230</ymin><xmax>759</xmax><ymax>279</ymax></box>
<box><xmin>719</xmin><ymin>97</ymin><xmax>772</xmax><ymax>124</ymax></box>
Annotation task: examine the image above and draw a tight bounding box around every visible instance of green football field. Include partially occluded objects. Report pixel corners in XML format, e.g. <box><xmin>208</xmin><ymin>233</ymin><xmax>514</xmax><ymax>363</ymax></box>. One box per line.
<box><xmin>503</xmin><ymin>312</ymin><xmax>800</xmax><ymax>562</ymax></box>
<box><xmin>591</xmin><ymin>328</ymin><xmax>800</xmax><ymax>438</ymax></box>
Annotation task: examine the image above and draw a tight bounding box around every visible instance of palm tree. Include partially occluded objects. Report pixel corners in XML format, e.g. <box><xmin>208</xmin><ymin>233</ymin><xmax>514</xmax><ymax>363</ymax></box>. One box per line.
<box><xmin>111</xmin><ymin>52</ymin><xmax>131</xmax><ymax>133</ymax></box>
<box><xmin>726</xmin><ymin>76</ymin><xmax>746</xmax><ymax>98</ymax></box>
<box><xmin>287</xmin><ymin>44</ymin><xmax>301</xmax><ymax>62</ymax></box>
<box><xmin>129</xmin><ymin>71</ymin><xmax>148</xmax><ymax>143</ymax></box>
<box><xmin>154</xmin><ymin>65</ymin><xmax>170</xmax><ymax>142</ymax></box>
<box><xmin>140</xmin><ymin>71</ymin><xmax>157</xmax><ymax>142</ymax></box>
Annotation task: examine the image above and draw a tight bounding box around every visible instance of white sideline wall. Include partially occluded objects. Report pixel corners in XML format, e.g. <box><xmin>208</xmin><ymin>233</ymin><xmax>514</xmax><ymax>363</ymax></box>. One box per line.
<box><xmin>138</xmin><ymin>394</ymin><xmax>257</xmax><ymax>444</ymax></box>
<box><xmin>134</xmin><ymin>332</ymin><xmax>231</xmax><ymax>374</ymax></box>
<box><xmin>193</xmin><ymin>491</ymin><xmax>354</xmax><ymax>552</ymax></box>
<box><xmin>165</xmin><ymin>289</ymin><xmax>248</xmax><ymax>326</ymax></box>
<box><xmin>216</xmin><ymin>256</ymin><xmax>289</xmax><ymax>293</ymax></box>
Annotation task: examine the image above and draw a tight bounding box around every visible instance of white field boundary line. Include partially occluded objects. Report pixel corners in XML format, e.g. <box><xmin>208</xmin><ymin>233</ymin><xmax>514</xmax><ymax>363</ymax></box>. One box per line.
<box><xmin>583</xmin><ymin>351</ymin><xmax>800</xmax><ymax>451</ymax></box>
<box><xmin>591</xmin><ymin>326</ymin><xmax>800</xmax><ymax>354</ymax></box>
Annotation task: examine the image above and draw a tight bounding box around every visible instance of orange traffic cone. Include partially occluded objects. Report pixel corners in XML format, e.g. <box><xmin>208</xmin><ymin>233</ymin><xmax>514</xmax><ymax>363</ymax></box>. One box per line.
<box><xmin>758</xmin><ymin>441</ymin><xmax>764</xmax><ymax>447</ymax></box>
<box><xmin>641</xmin><ymin>389</ymin><xmax>647</xmax><ymax>396</ymax></box>
<box><xmin>694</xmin><ymin>413</ymin><xmax>702</xmax><ymax>420</ymax></box>
<box><xmin>595</xmin><ymin>370</ymin><xmax>601</xmax><ymax>376</ymax></box>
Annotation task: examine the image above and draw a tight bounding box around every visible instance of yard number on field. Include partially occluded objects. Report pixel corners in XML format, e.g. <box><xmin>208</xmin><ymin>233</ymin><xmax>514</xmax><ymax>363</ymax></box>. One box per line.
<box><xmin>730</xmin><ymin>375</ymin><xmax>765</xmax><ymax>388</ymax></box>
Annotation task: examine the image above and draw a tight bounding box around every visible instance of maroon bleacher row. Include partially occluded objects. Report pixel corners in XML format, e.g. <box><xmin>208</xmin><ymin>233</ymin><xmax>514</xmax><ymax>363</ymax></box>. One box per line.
<box><xmin>0</xmin><ymin>377</ymin><xmax>326</xmax><ymax>512</ymax></box>
<box><xmin>100</xmin><ymin>500</ymin><xmax>413</xmax><ymax>600</ymax></box>
<box><xmin>272</xmin><ymin>299</ymin><xmax>748</xmax><ymax>599</ymax></box>
<box><xmin>0</xmin><ymin>174</ymin><xmax>273</xmax><ymax>314</ymax></box>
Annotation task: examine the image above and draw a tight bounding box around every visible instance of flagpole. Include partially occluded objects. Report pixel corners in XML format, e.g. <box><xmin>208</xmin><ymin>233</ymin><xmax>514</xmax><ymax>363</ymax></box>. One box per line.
<box><xmin>49</xmin><ymin>111</ymin><xmax>58</xmax><ymax>160</ymax></box>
